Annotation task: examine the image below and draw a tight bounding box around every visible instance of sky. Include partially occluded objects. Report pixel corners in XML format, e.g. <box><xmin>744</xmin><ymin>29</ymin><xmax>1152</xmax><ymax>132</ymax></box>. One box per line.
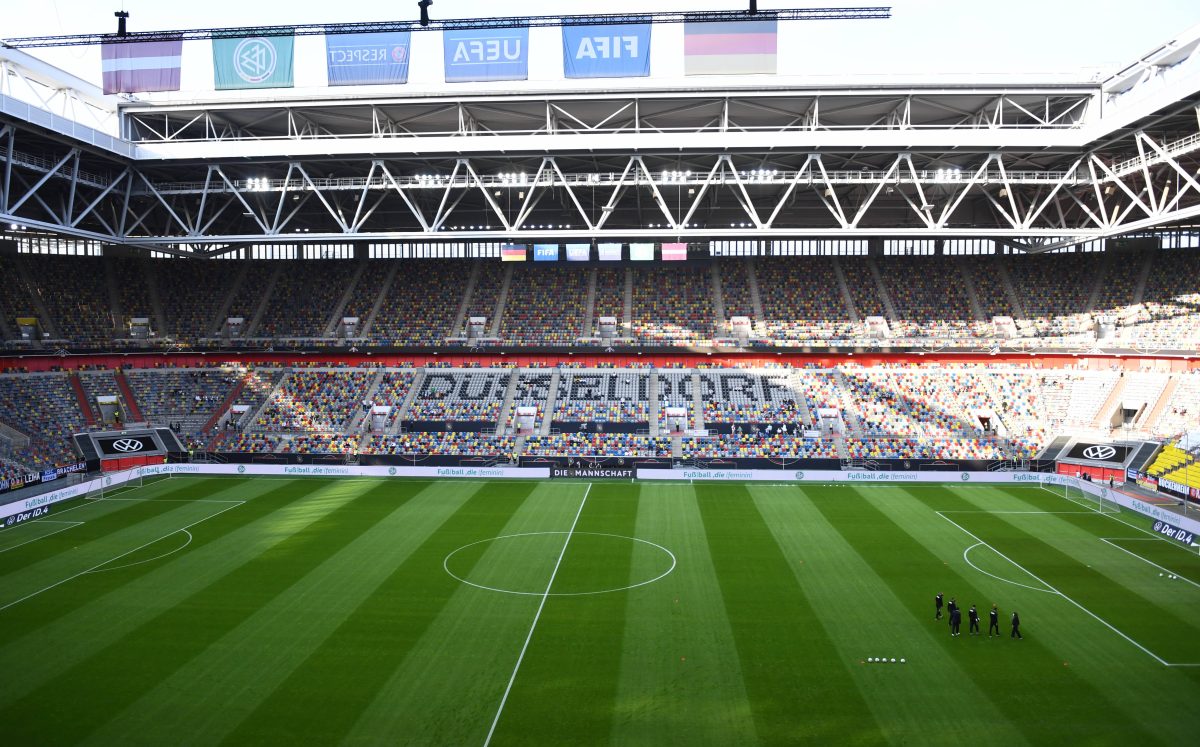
<box><xmin>4</xmin><ymin>0</ymin><xmax>1200</xmax><ymax>88</ymax></box>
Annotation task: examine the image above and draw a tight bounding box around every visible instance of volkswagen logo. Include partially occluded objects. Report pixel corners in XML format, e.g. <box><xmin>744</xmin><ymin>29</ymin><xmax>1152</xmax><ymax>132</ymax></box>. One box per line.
<box><xmin>112</xmin><ymin>438</ymin><xmax>144</xmax><ymax>453</ymax></box>
<box><xmin>233</xmin><ymin>38</ymin><xmax>277</xmax><ymax>84</ymax></box>
<box><xmin>1082</xmin><ymin>445</ymin><xmax>1117</xmax><ymax>461</ymax></box>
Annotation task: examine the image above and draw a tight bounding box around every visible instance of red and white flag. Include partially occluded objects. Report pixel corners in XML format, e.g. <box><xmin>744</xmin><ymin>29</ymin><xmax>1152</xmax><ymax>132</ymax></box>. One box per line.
<box><xmin>101</xmin><ymin>37</ymin><xmax>183</xmax><ymax>94</ymax></box>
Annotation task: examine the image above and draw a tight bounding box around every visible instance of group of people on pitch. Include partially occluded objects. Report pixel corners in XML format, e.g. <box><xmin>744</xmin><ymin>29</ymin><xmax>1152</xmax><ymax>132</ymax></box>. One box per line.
<box><xmin>935</xmin><ymin>593</ymin><xmax>1021</xmax><ymax>638</ymax></box>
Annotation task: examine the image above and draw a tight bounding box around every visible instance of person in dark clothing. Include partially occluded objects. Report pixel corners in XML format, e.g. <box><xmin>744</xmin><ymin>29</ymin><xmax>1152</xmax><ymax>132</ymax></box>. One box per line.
<box><xmin>989</xmin><ymin>604</ymin><xmax>1000</xmax><ymax>637</ymax></box>
<box><xmin>935</xmin><ymin>593</ymin><xmax>944</xmax><ymax>620</ymax></box>
<box><xmin>950</xmin><ymin>606</ymin><xmax>962</xmax><ymax>636</ymax></box>
<box><xmin>947</xmin><ymin>597</ymin><xmax>958</xmax><ymax>620</ymax></box>
<box><xmin>1011</xmin><ymin>611</ymin><xmax>1022</xmax><ymax>639</ymax></box>
<box><xmin>968</xmin><ymin>605</ymin><xmax>980</xmax><ymax>635</ymax></box>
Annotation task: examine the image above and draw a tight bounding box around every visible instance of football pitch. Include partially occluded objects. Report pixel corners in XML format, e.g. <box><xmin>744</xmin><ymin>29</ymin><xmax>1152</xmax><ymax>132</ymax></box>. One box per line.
<box><xmin>1</xmin><ymin>476</ymin><xmax>1198</xmax><ymax>746</ymax></box>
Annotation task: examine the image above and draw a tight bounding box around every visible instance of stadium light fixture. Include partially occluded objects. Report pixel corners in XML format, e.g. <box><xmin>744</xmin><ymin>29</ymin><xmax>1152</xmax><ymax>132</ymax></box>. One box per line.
<box><xmin>114</xmin><ymin>11</ymin><xmax>130</xmax><ymax>37</ymax></box>
<box><xmin>418</xmin><ymin>0</ymin><xmax>433</xmax><ymax>28</ymax></box>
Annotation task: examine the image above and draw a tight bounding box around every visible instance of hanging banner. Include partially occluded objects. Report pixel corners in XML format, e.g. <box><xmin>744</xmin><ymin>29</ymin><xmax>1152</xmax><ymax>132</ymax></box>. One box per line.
<box><xmin>101</xmin><ymin>36</ymin><xmax>183</xmax><ymax>94</ymax></box>
<box><xmin>325</xmin><ymin>31</ymin><xmax>411</xmax><ymax>86</ymax></box>
<box><xmin>562</xmin><ymin>23</ymin><xmax>651</xmax><ymax>79</ymax></box>
<box><xmin>533</xmin><ymin>244</ymin><xmax>559</xmax><ymax>262</ymax></box>
<box><xmin>684</xmin><ymin>19</ymin><xmax>777</xmax><ymax>76</ymax></box>
<box><xmin>501</xmin><ymin>244</ymin><xmax>527</xmax><ymax>262</ymax></box>
<box><xmin>630</xmin><ymin>243</ymin><xmax>654</xmax><ymax>261</ymax></box>
<box><xmin>598</xmin><ymin>243</ymin><xmax>622</xmax><ymax>261</ymax></box>
<box><xmin>443</xmin><ymin>28</ymin><xmax>529</xmax><ymax>83</ymax></box>
<box><xmin>213</xmin><ymin>34</ymin><xmax>295</xmax><ymax>90</ymax></box>
<box><xmin>565</xmin><ymin>244</ymin><xmax>590</xmax><ymax>261</ymax></box>
<box><xmin>662</xmin><ymin>243</ymin><xmax>688</xmax><ymax>261</ymax></box>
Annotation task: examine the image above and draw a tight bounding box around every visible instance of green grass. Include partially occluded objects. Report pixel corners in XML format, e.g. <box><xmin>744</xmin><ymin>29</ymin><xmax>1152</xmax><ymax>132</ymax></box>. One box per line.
<box><xmin>1</xmin><ymin>476</ymin><xmax>1198</xmax><ymax>745</ymax></box>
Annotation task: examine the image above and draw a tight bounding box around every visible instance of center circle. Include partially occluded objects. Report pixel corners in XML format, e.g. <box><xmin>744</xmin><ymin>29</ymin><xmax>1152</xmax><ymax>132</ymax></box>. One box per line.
<box><xmin>443</xmin><ymin>531</ymin><xmax>676</xmax><ymax>596</ymax></box>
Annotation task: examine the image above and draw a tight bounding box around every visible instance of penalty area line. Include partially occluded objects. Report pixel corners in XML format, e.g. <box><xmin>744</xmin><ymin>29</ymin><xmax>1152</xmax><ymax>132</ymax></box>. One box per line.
<box><xmin>0</xmin><ymin>500</ymin><xmax>243</xmax><ymax>615</ymax></box>
<box><xmin>937</xmin><ymin>510</ymin><xmax>1171</xmax><ymax>666</ymax></box>
<box><xmin>0</xmin><ymin>521</ymin><xmax>84</xmax><ymax>554</ymax></box>
<box><xmin>483</xmin><ymin>482</ymin><xmax>591</xmax><ymax>747</ymax></box>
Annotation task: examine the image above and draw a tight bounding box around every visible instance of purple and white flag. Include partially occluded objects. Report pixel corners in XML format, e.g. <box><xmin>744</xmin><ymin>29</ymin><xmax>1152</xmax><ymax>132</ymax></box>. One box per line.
<box><xmin>101</xmin><ymin>36</ymin><xmax>183</xmax><ymax>94</ymax></box>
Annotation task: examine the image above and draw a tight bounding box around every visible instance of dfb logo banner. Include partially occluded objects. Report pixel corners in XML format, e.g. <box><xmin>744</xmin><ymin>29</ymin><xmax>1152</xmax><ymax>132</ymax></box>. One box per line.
<box><xmin>444</xmin><ymin>28</ymin><xmax>529</xmax><ymax>83</ymax></box>
<box><xmin>214</xmin><ymin>34</ymin><xmax>295</xmax><ymax>90</ymax></box>
<box><xmin>563</xmin><ymin>23</ymin><xmax>651</xmax><ymax>79</ymax></box>
<box><xmin>325</xmin><ymin>31</ymin><xmax>411</xmax><ymax>86</ymax></box>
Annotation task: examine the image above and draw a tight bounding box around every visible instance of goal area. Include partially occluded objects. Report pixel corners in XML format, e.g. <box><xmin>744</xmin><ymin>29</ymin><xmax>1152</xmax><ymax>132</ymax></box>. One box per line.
<box><xmin>1040</xmin><ymin>475</ymin><xmax>1121</xmax><ymax>514</ymax></box>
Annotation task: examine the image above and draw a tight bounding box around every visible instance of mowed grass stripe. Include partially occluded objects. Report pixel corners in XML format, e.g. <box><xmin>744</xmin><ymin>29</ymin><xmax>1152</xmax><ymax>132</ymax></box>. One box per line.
<box><xmin>945</xmin><ymin>489</ymin><xmax>1200</xmax><ymax>663</ymax></box>
<box><xmin>0</xmin><ymin>477</ymin><xmax>324</xmax><ymax>705</ymax></box>
<box><xmin>487</xmin><ymin>483</ymin><xmax>639</xmax><ymax>746</ymax></box>
<box><xmin>342</xmin><ymin>482</ymin><xmax>592</xmax><ymax>746</ymax></box>
<box><xmin>610</xmin><ymin>484</ymin><xmax>758</xmax><ymax>747</ymax></box>
<box><xmin>751</xmin><ymin>485</ymin><xmax>1025</xmax><ymax>746</ymax></box>
<box><xmin>695</xmin><ymin>483</ymin><xmax>884</xmax><ymax>746</ymax></box>
<box><xmin>821</xmin><ymin>485</ymin><xmax>1160</xmax><ymax>744</ymax></box>
<box><xmin>81</xmin><ymin>478</ymin><xmax>451</xmax><ymax>746</ymax></box>
<box><xmin>0</xmin><ymin>478</ymin><xmax>396</xmax><ymax>745</ymax></box>
<box><xmin>222</xmin><ymin>480</ymin><xmax>541</xmax><ymax>746</ymax></box>
<box><xmin>0</xmin><ymin>476</ymin><xmax>236</xmax><ymax>597</ymax></box>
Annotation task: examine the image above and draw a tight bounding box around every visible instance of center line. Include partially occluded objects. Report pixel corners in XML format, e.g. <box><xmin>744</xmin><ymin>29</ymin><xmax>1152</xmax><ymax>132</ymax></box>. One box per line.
<box><xmin>483</xmin><ymin>482</ymin><xmax>591</xmax><ymax>747</ymax></box>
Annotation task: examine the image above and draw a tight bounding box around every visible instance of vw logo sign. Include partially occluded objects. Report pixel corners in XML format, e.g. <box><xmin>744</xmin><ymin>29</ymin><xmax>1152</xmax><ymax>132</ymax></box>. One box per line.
<box><xmin>237</xmin><ymin>465</ymin><xmax>246</xmax><ymax>474</ymax></box>
<box><xmin>1153</xmin><ymin>520</ymin><xmax>1163</xmax><ymax>532</ymax></box>
<box><xmin>234</xmin><ymin>38</ymin><xmax>277</xmax><ymax>84</ymax></box>
<box><xmin>112</xmin><ymin>438</ymin><xmax>144</xmax><ymax>453</ymax></box>
<box><xmin>1083</xmin><ymin>445</ymin><xmax>1117</xmax><ymax>461</ymax></box>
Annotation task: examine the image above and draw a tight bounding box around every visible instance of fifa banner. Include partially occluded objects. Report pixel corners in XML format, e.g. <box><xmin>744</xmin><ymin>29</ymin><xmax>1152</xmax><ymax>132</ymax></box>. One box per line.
<box><xmin>326</xmin><ymin>31</ymin><xmax>411</xmax><ymax>86</ymax></box>
<box><xmin>662</xmin><ymin>243</ymin><xmax>688</xmax><ymax>261</ymax></box>
<box><xmin>684</xmin><ymin>19</ymin><xmax>777</xmax><ymax>76</ymax></box>
<box><xmin>533</xmin><ymin>244</ymin><xmax>559</xmax><ymax>262</ymax></box>
<box><xmin>565</xmin><ymin>244</ymin><xmax>590</xmax><ymax>261</ymax></box>
<box><xmin>101</xmin><ymin>36</ymin><xmax>183</xmax><ymax>94</ymax></box>
<box><xmin>562</xmin><ymin>23</ymin><xmax>651</xmax><ymax>79</ymax></box>
<box><xmin>501</xmin><ymin>244</ymin><xmax>527</xmax><ymax>262</ymax></box>
<box><xmin>598</xmin><ymin>243</ymin><xmax>622</xmax><ymax>261</ymax></box>
<box><xmin>630</xmin><ymin>243</ymin><xmax>654</xmax><ymax>261</ymax></box>
<box><xmin>444</xmin><ymin>28</ymin><xmax>529</xmax><ymax>83</ymax></box>
<box><xmin>213</xmin><ymin>34</ymin><xmax>295</xmax><ymax>90</ymax></box>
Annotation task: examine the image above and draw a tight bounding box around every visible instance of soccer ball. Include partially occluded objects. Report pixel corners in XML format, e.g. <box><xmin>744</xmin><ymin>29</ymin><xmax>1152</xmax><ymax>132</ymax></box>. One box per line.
<box><xmin>900</xmin><ymin>658</ymin><xmax>906</xmax><ymax>663</ymax></box>
<box><xmin>890</xmin><ymin>658</ymin><xmax>896</xmax><ymax>663</ymax></box>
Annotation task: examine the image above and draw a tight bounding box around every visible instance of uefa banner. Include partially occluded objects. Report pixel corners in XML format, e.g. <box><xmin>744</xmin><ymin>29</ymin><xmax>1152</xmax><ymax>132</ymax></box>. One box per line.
<box><xmin>562</xmin><ymin>23</ymin><xmax>651</xmax><ymax>79</ymax></box>
<box><xmin>325</xmin><ymin>31</ymin><xmax>411</xmax><ymax>86</ymax></box>
<box><xmin>565</xmin><ymin>244</ymin><xmax>590</xmax><ymax>261</ymax></box>
<box><xmin>213</xmin><ymin>34</ymin><xmax>295</xmax><ymax>90</ymax></box>
<box><xmin>444</xmin><ymin>28</ymin><xmax>529</xmax><ymax>82</ymax></box>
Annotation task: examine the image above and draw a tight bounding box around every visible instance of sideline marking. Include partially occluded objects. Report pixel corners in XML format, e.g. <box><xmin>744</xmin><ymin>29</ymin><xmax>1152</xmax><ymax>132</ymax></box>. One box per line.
<box><xmin>1098</xmin><ymin>538</ymin><xmax>1200</xmax><ymax>590</ymax></box>
<box><xmin>0</xmin><ymin>522</ymin><xmax>84</xmax><ymax>553</ymax></box>
<box><xmin>0</xmin><ymin>501</ymin><xmax>243</xmax><ymax>614</ymax></box>
<box><xmin>444</xmin><ymin>531</ymin><xmax>676</xmax><ymax>596</ymax></box>
<box><xmin>937</xmin><ymin>510</ymin><xmax>1171</xmax><ymax>666</ymax></box>
<box><xmin>483</xmin><ymin>483</ymin><xmax>591</xmax><ymax>747</ymax></box>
